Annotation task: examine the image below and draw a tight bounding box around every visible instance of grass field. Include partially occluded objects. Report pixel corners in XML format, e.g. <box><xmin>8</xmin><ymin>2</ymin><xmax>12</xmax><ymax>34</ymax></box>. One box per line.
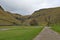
<box><xmin>0</xmin><ymin>26</ymin><xmax>43</xmax><ymax>40</ymax></box>
<box><xmin>51</xmin><ymin>25</ymin><xmax>60</xmax><ymax>33</ymax></box>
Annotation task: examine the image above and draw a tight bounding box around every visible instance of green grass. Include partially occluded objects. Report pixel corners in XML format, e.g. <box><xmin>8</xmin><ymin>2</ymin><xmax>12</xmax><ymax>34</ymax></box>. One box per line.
<box><xmin>51</xmin><ymin>25</ymin><xmax>60</xmax><ymax>33</ymax></box>
<box><xmin>0</xmin><ymin>26</ymin><xmax>43</xmax><ymax>40</ymax></box>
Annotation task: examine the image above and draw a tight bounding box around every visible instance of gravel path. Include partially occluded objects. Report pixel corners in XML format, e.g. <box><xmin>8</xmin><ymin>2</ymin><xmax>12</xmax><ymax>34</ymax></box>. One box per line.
<box><xmin>33</xmin><ymin>27</ymin><xmax>60</xmax><ymax>40</ymax></box>
<box><xmin>0</xmin><ymin>28</ymin><xmax>16</xmax><ymax>31</ymax></box>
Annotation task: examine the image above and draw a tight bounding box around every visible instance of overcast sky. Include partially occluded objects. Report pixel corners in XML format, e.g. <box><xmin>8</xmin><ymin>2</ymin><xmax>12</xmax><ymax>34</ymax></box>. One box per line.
<box><xmin>0</xmin><ymin>0</ymin><xmax>60</xmax><ymax>15</ymax></box>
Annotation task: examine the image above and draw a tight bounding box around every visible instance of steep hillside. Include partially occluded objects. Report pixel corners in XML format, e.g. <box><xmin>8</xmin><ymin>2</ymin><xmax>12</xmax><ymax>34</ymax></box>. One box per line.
<box><xmin>26</xmin><ymin>7</ymin><xmax>60</xmax><ymax>26</ymax></box>
<box><xmin>0</xmin><ymin>6</ymin><xmax>21</xmax><ymax>25</ymax></box>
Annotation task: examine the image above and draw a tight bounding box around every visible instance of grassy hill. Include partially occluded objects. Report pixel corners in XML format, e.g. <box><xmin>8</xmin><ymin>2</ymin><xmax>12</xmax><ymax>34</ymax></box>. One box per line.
<box><xmin>0</xmin><ymin>5</ymin><xmax>60</xmax><ymax>26</ymax></box>
<box><xmin>0</xmin><ymin>6</ymin><xmax>22</xmax><ymax>26</ymax></box>
<box><xmin>26</xmin><ymin>7</ymin><xmax>60</xmax><ymax>26</ymax></box>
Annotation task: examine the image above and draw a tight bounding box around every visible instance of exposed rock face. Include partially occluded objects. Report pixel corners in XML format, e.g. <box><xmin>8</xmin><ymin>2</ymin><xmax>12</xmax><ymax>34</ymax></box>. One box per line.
<box><xmin>0</xmin><ymin>5</ymin><xmax>4</xmax><ymax>11</ymax></box>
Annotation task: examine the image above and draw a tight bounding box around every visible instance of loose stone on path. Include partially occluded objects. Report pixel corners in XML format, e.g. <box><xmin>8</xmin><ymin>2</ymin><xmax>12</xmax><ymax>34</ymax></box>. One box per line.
<box><xmin>33</xmin><ymin>27</ymin><xmax>60</xmax><ymax>40</ymax></box>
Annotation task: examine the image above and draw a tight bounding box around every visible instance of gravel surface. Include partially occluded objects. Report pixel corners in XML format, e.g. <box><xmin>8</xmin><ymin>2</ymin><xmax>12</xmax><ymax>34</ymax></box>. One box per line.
<box><xmin>0</xmin><ymin>28</ymin><xmax>16</xmax><ymax>31</ymax></box>
<box><xmin>33</xmin><ymin>27</ymin><xmax>60</xmax><ymax>40</ymax></box>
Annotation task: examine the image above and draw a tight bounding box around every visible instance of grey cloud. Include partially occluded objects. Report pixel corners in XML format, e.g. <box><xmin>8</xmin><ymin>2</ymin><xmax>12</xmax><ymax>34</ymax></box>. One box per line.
<box><xmin>0</xmin><ymin>0</ymin><xmax>60</xmax><ymax>15</ymax></box>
